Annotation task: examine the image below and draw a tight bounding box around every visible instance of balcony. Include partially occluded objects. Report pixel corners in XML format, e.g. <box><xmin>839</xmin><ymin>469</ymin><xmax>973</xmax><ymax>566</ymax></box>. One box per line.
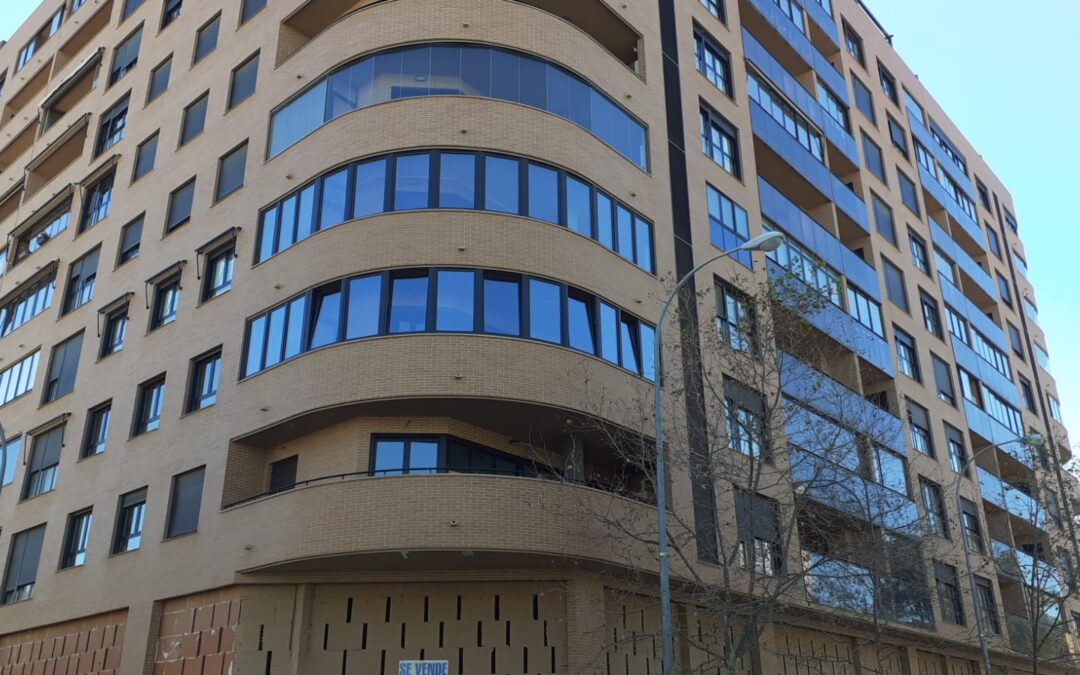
<box><xmin>952</xmin><ymin>339</ymin><xmax>1021</xmax><ymax>412</ymax></box>
<box><xmin>750</xmin><ymin>102</ymin><xmax>869</xmax><ymax>231</ymax></box>
<box><xmin>929</xmin><ymin>217</ymin><xmax>996</xmax><ymax>300</ymax></box>
<box><xmin>1006</xmin><ymin>614</ymin><xmax>1070</xmax><ymax>659</ymax></box>
<box><xmin>965</xmin><ymin>403</ymin><xmax>1033</xmax><ymax>471</ymax></box>
<box><xmin>743</xmin><ymin>0</ymin><xmax>847</xmax><ymax>98</ymax></box>
<box><xmin>802</xmin><ymin>0</ymin><xmax>839</xmax><ymax>48</ymax></box>
<box><xmin>991</xmin><ymin>539</ymin><xmax>1061</xmax><ymax>596</ymax></box>
<box><xmin>916</xmin><ymin>162</ymin><xmax>983</xmax><ymax>250</ymax></box>
<box><xmin>906</xmin><ymin>110</ymin><xmax>973</xmax><ymax>196</ymax></box>
<box><xmin>938</xmin><ymin>277</ymin><xmax>1008</xmax><ymax>354</ymax></box>
<box><xmin>779</xmin><ymin>352</ymin><xmax>903</xmax><ymax>454</ymax></box>
<box><xmin>743</xmin><ymin>30</ymin><xmax>858</xmax><ymax>166</ymax></box>
<box><xmin>978</xmin><ymin>468</ymin><xmax>1051</xmax><ymax>532</ymax></box>
<box><xmin>804</xmin><ymin>554</ymin><xmax>934</xmax><ymax>629</ymax></box>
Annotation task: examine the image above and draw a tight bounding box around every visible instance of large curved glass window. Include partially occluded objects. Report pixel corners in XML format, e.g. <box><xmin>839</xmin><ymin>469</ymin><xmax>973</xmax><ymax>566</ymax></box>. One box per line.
<box><xmin>243</xmin><ymin>268</ymin><xmax>656</xmax><ymax>381</ymax></box>
<box><xmin>255</xmin><ymin>149</ymin><xmax>655</xmax><ymax>273</ymax></box>
<box><xmin>267</xmin><ymin>43</ymin><xmax>648</xmax><ymax>169</ymax></box>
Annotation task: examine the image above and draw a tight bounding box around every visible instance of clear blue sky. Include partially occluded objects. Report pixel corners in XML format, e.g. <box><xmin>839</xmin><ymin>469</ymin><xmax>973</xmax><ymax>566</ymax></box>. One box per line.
<box><xmin>0</xmin><ymin>1</ymin><xmax>1076</xmax><ymax>442</ymax></box>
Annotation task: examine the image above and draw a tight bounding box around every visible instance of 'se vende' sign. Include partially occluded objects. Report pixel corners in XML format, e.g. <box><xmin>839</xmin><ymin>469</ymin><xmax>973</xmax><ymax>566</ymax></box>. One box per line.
<box><xmin>398</xmin><ymin>661</ymin><xmax>449</xmax><ymax>675</ymax></box>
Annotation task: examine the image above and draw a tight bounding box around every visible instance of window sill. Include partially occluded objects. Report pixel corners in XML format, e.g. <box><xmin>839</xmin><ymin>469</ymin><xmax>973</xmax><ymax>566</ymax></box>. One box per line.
<box><xmin>179</xmin><ymin>403</ymin><xmax>215</xmax><ymax>420</ymax></box>
<box><xmin>162</xmin><ymin>529</ymin><xmax>198</xmax><ymax>543</ymax></box>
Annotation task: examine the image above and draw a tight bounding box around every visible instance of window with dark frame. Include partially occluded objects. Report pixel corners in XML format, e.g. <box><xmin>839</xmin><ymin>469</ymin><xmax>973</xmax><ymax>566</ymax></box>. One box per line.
<box><xmin>878</xmin><ymin>61</ymin><xmax>898</xmax><ymax>104</ymax></box>
<box><xmin>919</xmin><ymin>477</ymin><xmax>948</xmax><ymax>537</ymax></box>
<box><xmin>133</xmin><ymin>376</ymin><xmax>164</xmax><ymax>435</ymax></box>
<box><xmin>269</xmin><ymin>455</ymin><xmax>298</xmax><ymax>493</ymax></box>
<box><xmin>715</xmin><ymin>280</ymin><xmax>754</xmax><ymax>353</ymax></box>
<box><xmin>165</xmin><ymin>179</ymin><xmax>195</xmax><ymax>232</ymax></box>
<box><xmin>228</xmin><ymin>53</ymin><xmax>259</xmax><ymax>109</ymax></box>
<box><xmin>693</xmin><ymin>27</ymin><xmax>732</xmax><ymax>96</ymax></box>
<box><xmin>843</xmin><ymin>21</ymin><xmax>864</xmax><ymax>66</ymax></box>
<box><xmin>43</xmin><ymin>332</ymin><xmax>83</xmax><ymax>403</ymax></box>
<box><xmin>1</xmin><ymin>525</ymin><xmax>45</xmax><ymax>604</ymax></box>
<box><xmin>112</xmin><ymin>488</ymin><xmax>146</xmax><ymax>553</ymax></box>
<box><xmin>894</xmin><ymin>327</ymin><xmax>919</xmax><ymax>381</ymax></box>
<box><xmin>82</xmin><ymin>401</ymin><xmax>111</xmax><ymax>457</ymax></box>
<box><xmin>851</xmin><ymin>74</ymin><xmax>874</xmax><ymax>123</ymax></box>
<box><xmin>101</xmin><ymin>305</ymin><xmax>127</xmax><ymax>357</ymax></box>
<box><xmin>945</xmin><ymin>424</ymin><xmax>968</xmax><ymax>475</ymax></box>
<box><xmin>932</xmin><ymin>355</ymin><xmax>955</xmax><ymax>406</ymax></box>
<box><xmin>96</xmin><ymin>96</ymin><xmax>130</xmax><ymax>156</ymax></box>
<box><xmin>60</xmin><ymin>509</ymin><xmax>92</xmax><ymax>568</ymax></box>
<box><xmin>862</xmin><ymin>133</ymin><xmax>886</xmax><ymax>184</ymax></box>
<box><xmin>700</xmin><ymin>105</ymin><xmax>740</xmax><ymax>177</ymax></box>
<box><xmin>909</xmin><ymin>231</ymin><xmax>929</xmax><ymax>274</ymax></box>
<box><xmin>974</xmin><ymin>576</ymin><xmax>1000</xmax><ymax>634</ymax></box>
<box><xmin>132</xmin><ymin>132</ymin><xmax>158</xmax><ymax>182</ymax></box>
<box><xmin>920</xmin><ymin>292</ymin><xmax>943</xmax><ymax>338</ymax></box>
<box><xmin>935</xmin><ymin>562</ymin><xmax>965</xmax><ymax>625</ymax></box>
<box><xmin>202</xmin><ymin>243</ymin><xmax>234</xmax><ymax>301</ymax></box>
<box><xmin>117</xmin><ymin>216</ymin><xmax>143</xmax><ymax>265</ymax></box>
<box><xmin>165</xmin><ymin>467</ymin><xmax>204</xmax><ymax>538</ymax></box>
<box><xmin>699</xmin><ymin>0</ymin><xmax>724</xmax><ymax>21</ymax></box>
<box><xmin>108</xmin><ymin>29</ymin><xmax>141</xmax><ymax>86</ymax></box>
<box><xmin>907</xmin><ymin>400</ymin><xmax>933</xmax><ymax>457</ymax></box>
<box><xmin>887</xmin><ymin>115</ymin><xmax>908</xmax><ymax>158</ymax></box>
<box><xmin>215</xmin><ymin>143</ymin><xmax>247</xmax><ymax>201</ymax></box>
<box><xmin>882</xmin><ymin>258</ymin><xmax>907</xmax><ymax>311</ymax></box>
<box><xmin>871</xmin><ymin>192</ymin><xmax>895</xmax><ymax>242</ymax></box>
<box><xmin>179</xmin><ymin>93</ymin><xmax>208</xmax><ymax>145</ymax></box>
<box><xmin>121</xmin><ymin>0</ymin><xmax>145</xmax><ymax>20</ymax></box>
<box><xmin>193</xmin><ymin>14</ymin><xmax>219</xmax><ymax>64</ymax></box>
<box><xmin>241</xmin><ymin>0</ymin><xmax>266</xmax><ymax>23</ymax></box>
<box><xmin>1</xmin><ymin>437</ymin><xmax>20</xmax><ymax>487</ymax></box>
<box><xmin>161</xmin><ymin>0</ymin><xmax>182</xmax><ymax>28</ymax></box>
<box><xmin>147</xmin><ymin>55</ymin><xmax>171</xmax><ymax>102</ymax></box>
<box><xmin>985</xmin><ymin>225</ymin><xmax>1001</xmax><ymax>258</ymax></box>
<box><xmin>62</xmin><ymin>247</ymin><xmax>99</xmax><ymax>315</ymax></box>
<box><xmin>735</xmin><ymin>489</ymin><xmax>782</xmax><ymax>576</ymax></box>
<box><xmin>79</xmin><ymin>170</ymin><xmax>114</xmax><ymax>232</ymax></box>
<box><xmin>150</xmin><ymin>274</ymin><xmax>180</xmax><ymax>329</ymax></box>
<box><xmin>898</xmin><ymin>169</ymin><xmax>920</xmax><ymax>215</ymax></box>
<box><xmin>996</xmin><ymin>273</ymin><xmax>1012</xmax><ymax>307</ymax></box>
<box><xmin>960</xmin><ymin>497</ymin><xmax>984</xmax><ymax>552</ymax></box>
<box><xmin>186</xmin><ymin>350</ymin><xmax>220</xmax><ymax>413</ymax></box>
<box><xmin>1019</xmin><ymin>376</ymin><xmax>1036</xmax><ymax>412</ymax></box>
<box><xmin>23</xmin><ymin>425</ymin><xmax>64</xmax><ymax>499</ymax></box>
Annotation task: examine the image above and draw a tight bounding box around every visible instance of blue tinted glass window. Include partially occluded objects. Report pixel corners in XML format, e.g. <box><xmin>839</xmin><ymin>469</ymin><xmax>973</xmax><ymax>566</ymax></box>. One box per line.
<box><xmin>491</xmin><ymin>50</ymin><xmax>520</xmax><ymax>102</ymax></box>
<box><xmin>326</xmin><ymin>60</ymin><xmax>372</xmax><ymax>120</ymax></box>
<box><xmin>483</xmin><ymin>277</ymin><xmax>520</xmax><ymax>336</ymax></box>
<box><xmin>519</xmin><ymin>57</ymin><xmax>546</xmax><ymax>109</ymax></box>
<box><xmin>615</xmin><ymin>205</ymin><xmax>634</xmax><ymax>260</ymax></box>
<box><xmin>546</xmin><ymin>64</ymin><xmax>570</xmax><ymax>118</ymax></box>
<box><xmin>245</xmin><ymin>316</ymin><xmax>266</xmax><ymax>376</ymax></box>
<box><xmin>264</xmin><ymin>306</ymin><xmax>286</xmax><ymax>368</ymax></box>
<box><xmin>371</xmin><ymin>50</ymin><xmax>403</xmax><ymax>101</ymax></box>
<box><xmin>484</xmin><ymin>156</ymin><xmax>519</xmax><ymax>214</ymax></box>
<box><xmin>320</xmin><ymin>169</ymin><xmax>349</xmax><ymax>229</ymax></box>
<box><xmin>596</xmin><ymin>193</ymin><xmax>613</xmax><ymax>248</ymax></box>
<box><xmin>409</xmin><ymin>441</ymin><xmax>438</xmax><ymax>474</ymax></box>
<box><xmin>276</xmin><ymin>195</ymin><xmax>297</xmax><ymax>251</ymax></box>
<box><xmin>258</xmin><ymin>208</ymin><xmax>277</xmax><ymax>262</ymax></box>
<box><xmin>620</xmin><ymin>317</ymin><xmax>639</xmax><ymax>372</ymax></box>
<box><xmin>634</xmin><ymin>216</ymin><xmax>653</xmax><ymax>272</ymax></box>
<box><xmin>439</xmin><ymin>153</ymin><xmax>475</xmax><ymax>208</ymax></box>
<box><xmin>568</xmin><ymin>295</ymin><xmax>594</xmax><ymax>354</ymax></box>
<box><xmin>389</xmin><ymin>275</ymin><xmax>428</xmax><ymax>333</ymax></box>
<box><xmin>296</xmin><ymin>185</ymin><xmax>316</xmax><ymax>241</ymax></box>
<box><xmin>308</xmin><ymin>287</ymin><xmax>341</xmax><ymax>349</ymax></box>
<box><xmin>284</xmin><ymin>296</ymin><xmax>307</xmax><ymax>359</ymax></box>
<box><xmin>268</xmin><ymin>80</ymin><xmax>327</xmax><ymax>157</ymax></box>
<box><xmin>354</xmin><ymin>159</ymin><xmax>387</xmax><ymax>217</ymax></box>
<box><xmin>599</xmin><ymin>302</ymin><xmax>618</xmax><ymax>363</ymax></box>
<box><xmin>436</xmin><ymin>270</ymin><xmax>475</xmax><ymax>331</ymax></box>
<box><xmin>566</xmin><ymin>177</ymin><xmax>591</xmax><ymax>236</ymax></box>
<box><xmin>527</xmin><ymin>164</ymin><xmax>558</xmax><ymax>224</ymax></box>
<box><xmin>346</xmin><ymin>275</ymin><xmax>382</xmax><ymax>339</ymax></box>
<box><xmin>430</xmin><ymin>45</ymin><xmax>462</xmax><ymax>92</ymax></box>
<box><xmin>460</xmin><ymin>46</ymin><xmax>491</xmax><ymax>97</ymax></box>
<box><xmin>639</xmin><ymin>324</ymin><xmax>656</xmax><ymax>381</ymax></box>
<box><xmin>374</xmin><ymin>440</ymin><xmax>405</xmax><ymax>475</ymax></box>
<box><xmin>397</xmin><ymin>46</ymin><xmax>432</xmax><ymax>98</ymax></box>
<box><xmin>394</xmin><ymin>154</ymin><xmax>430</xmax><ymax>210</ymax></box>
<box><xmin>529</xmin><ymin>279</ymin><xmax>561</xmax><ymax>343</ymax></box>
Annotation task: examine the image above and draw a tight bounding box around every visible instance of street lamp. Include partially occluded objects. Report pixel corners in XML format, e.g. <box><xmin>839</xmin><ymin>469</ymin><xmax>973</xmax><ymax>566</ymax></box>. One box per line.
<box><xmin>653</xmin><ymin>230</ymin><xmax>785</xmax><ymax>675</ymax></box>
<box><xmin>954</xmin><ymin>433</ymin><xmax>1044</xmax><ymax>675</ymax></box>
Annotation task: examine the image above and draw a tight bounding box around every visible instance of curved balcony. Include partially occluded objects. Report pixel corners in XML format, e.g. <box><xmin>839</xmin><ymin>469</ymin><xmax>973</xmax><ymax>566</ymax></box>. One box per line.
<box><xmin>222</xmin><ymin>472</ymin><xmax>657</xmax><ymax>574</ymax></box>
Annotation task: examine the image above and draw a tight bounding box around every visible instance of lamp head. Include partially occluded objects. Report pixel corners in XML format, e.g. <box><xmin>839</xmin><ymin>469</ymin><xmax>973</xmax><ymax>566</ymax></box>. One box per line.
<box><xmin>739</xmin><ymin>231</ymin><xmax>785</xmax><ymax>253</ymax></box>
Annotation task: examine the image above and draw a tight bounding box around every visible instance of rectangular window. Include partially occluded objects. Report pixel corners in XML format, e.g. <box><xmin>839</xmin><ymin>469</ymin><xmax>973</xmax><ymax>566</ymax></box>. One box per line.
<box><xmin>699</xmin><ymin>0</ymin><xmax>724</xmax><ymax>21</ymax></box>
<box><xmin>180</xmin><ymin>93</ymin><xmax>208</xmax><ymax>145</ymax></box>
<box><xmin>882</xmin><ymin>258</ymin><xmax>907</xmax><ymax>311</ymax></box>
<box><xmin>0</xmin><ymin>351</ymin><xmax>40</xmax><ymax>406</ymax></box>
<box><xmin>734</xmin><ymin>490</ymin><xmax>781</xmax><ymax>576</ymax></box>
<box><xmin>909</xmin><ymin>231</ymin><xmax>929</xmax><ymax>274</ymax></box>
<box><xmin>133</xmin><ymin>376</ymin><xmax>165</xmax><ymax>435</ymax></box>
<box><xmin>241</xmin><ymin>0</ymin><xmax>266</xmax><ymax>23</ymax></box>
<box><xmin>851</xmin><ymin>75</ymin><xmax>874</xmax><ymax>123</ymax></box>
<box><xmin>166</xmin><ymin>178</ymin><xmax>196</xmax><ymax>232</ymax></box>
<box><xmin>725</xmin><ymin>382</ymin><xmax>767</xmax><ymax>461</ymax></box>
<box><xmin>986</xmin><ymin>226</ymin><xmax>1001</xmax><ymax>258</ymax></box>
<box><xmin>2</xmin><ymin>437</ymin><xmax>20</xmax><ymax>486</ymax></box>
<box><xmin>193</xmin><ymin>14</ymin><xmax>220</xmax><ymax>64</ymax></box>
<box><xmin>186</xmin><ymin>350</ymin><xmax>220</xmax><ymax>412</ymax></box>
<box><xmin>974</xmin><ymin>577</ymin><xmax>1000</xmax><ymax>635</ymax></box>
<box><xmin>161</xmin><ymin>0</ymin><xmax>182</xmax><ymax>27</ymax></box>
<box><xmin>113</xmin><ymin>489</ymin><xmax>146</xmax><ymax>553</ymax></box>
<box><xmin>122</xmin><ymin>0</ymin><xmax>145</xmax><ymax>20</ymax></box>
<box><xmin>394</xmin><ymin>153</ymin><xmax>431</xmax><ymax>211</ymax></box>
<box><xmin>932</xmin><ymin>355</ymin><xmax>955</xmax><ymax>405</ymax></box>
<box><xmin>1023</xmin><ymin>298</ymin><xmax>1038</xmax><ymax>324</ymax></box>
<box><xmin>843</xmin><ymin>21</ymin><xmax>864</xmax><ymax>66</ymax></box>
<box><xmin>1034</xmin><ymin>343</ymin><xmax>1051</xmax><ymax>371</ymax></box>
<box><xmin>23</xmin><ymin>425</ymin><xmax>63</xmax><ymax>499</ymax></box>
<box><xmin>996</xmin><ymin>273</ymin><xmax>1012</xmax><ymax>307</ymax></box>
<box><xmin>887</xmin><ymin>115</ymin><xmax>908</xmax><ymax>158</ymax></box>
<box><xmin>747</xmin><ymin>70</ymin><xmax>823</xmax><ymax>161</ymax></box>
<box><xmin>82</xmin><ymin>401</ymin><xmax>110</xmax><ymax>457</ymax></box>
<box><xmin>920</xmin><ymin>292</ymin><xmax>942</xmax><ymax>338</ymax></box>
<box><xmin>133</xmin><ymin>132</ymin><xmax>158</xmax><ymax>182</ymax></box>
<box><xmin>482</xmin><ymin>274</ymin><xmax>521</xmax><ymax>336</ymax></box>
<box><xmin>920</xmin><ymin>478</ymin><xmax>948</xmax><ymax>537</ymax></box>
<box><xmin>870</xmin><ymin>192</ymin><xmax>895</xmax><ymax>242</ymax></box>
<box><xmin>60</xmin><ymin>509</ymin><xmax>92</xmax><ymax>569</ymax></box>
<box><xmin>62</xmin><ymin>247</ymin><xmax>99</xmax><ymax>314</ymax></box>
<box><xmin>43</xmin><ymin>332</ymin><xmax>83</xmax><ymax>403</ymax></box>
<box><xmin>862</xmin><ymin>133</ymin><xmax>886</xmax><ymax>184</ymax></box>
<box><xmin>147</xmin><ymin>55</ymin><xmax>171</xmax><ymax>102</ymax></box>
<box><xmin>117</xmin><ymin>216</ymin><xmax>143</xmax><ymax>265</ymax></box>
<box><xmin>79</xmin><ymin>170</ymin><xmax>115</xmax><ymax>232</ymax></box>
<box><xmin>898</xmin><ymin>169</ymin><xmax>919</xmax><ymax>215</ymax></box>
<box><xmin>878</xmin><ymin>61</ymin><xmax>897</xmax><ymax>104</ymax></box>
<box><xmin>975</xmin><ymin>179</ymin><xmax>991</xmax><ymax>209</ymax></box>
<box><xmin>907</xmin><ymin>400</ymin><xmax>933</xmax><ymax>457</ymax></box>
<box><xmin>935</xmin><ymin>562</ymin><xmax>965</xmax><ymax>625</ymax></box>
<box><xmin>109</xmin><ymin>28</ymin><xmax>141</xmax><ymax>85</ymax></box>
<box><xmin>764</xmin><ymin>225</ymin><xmax>842</xmax><ymax>306</ymax></box>
<box><xmin>945</xmin><ymin>424</ymin><xmax>967</xmax><ymax>475</ymax></box>
<box><xmin>1019</xmin><ymin>376</ymin><xmax>1036</xmax><ymax>412</ymax></box>
<box><xmin>100</xmin><ymin>305</ymin><xmax>127</xmax><ymax>357</ymax></box>
<box><xmin>228</xmin><ymin>53</ymin><xmax>259</xmax><ymax>109</ymax></box>
<box><xmin>166</xmin><ymin>467</ymin><xmax>204</xmax><ymax>537</ymax></box>
<box><xmin>816</xmin><ymin>80</ymin><xmax>850</xmax><ymax>132</ymax></box>
<box><xmin>97</xmin><ymin>96</ymin><xmax>130</xmax><ymax>156</ymax></box>
<box><xmin>716</xmin><ymin>280</ymin><xmax>753</xmax><ymax>353</ymax></box>
<box><xmin>269</xmin><ymin>455</ymin><xmax>297</xmax><ymax>493</ymax></box>
<box><xmin>706</xmin><ymin>185</ymin><xmax>750</xmax><ymax>264</ymax></box>
<box><xmin>1</xmin><ymin>526</ymin><xmax>45</xmax><ymax>604</ymax></box>
<box><xmin>389</xmin><ymin>273</ymin><xmax>428</xmax><ymax>333</ymax></box>
<box><xmin>202</xmin><ymin>243</ymin><xmax>234</xmax><ymax>301</ymax></box>
<box><xmin>694</xmin><ymin>27</ymin><xmax>732</xmax><ymax>96</ymax></box>
<box><xmin>215</xmin><ymin>142</ymin><xmax>247</xmax><ymax>201</ymax></box>
<box><xmin>0</xmin><ymin>271</ymin><xmax>54</xmax><ymax>337</ymax></box>
<box><xmin>150</xmin><ymin>274</ymin><xmax>180</xmax><ymax>330</ymax></box>
<box><xmin>700</xmin><ymin>105</ymin><xmax>740</xmax><ymax>177</ymax></box>
<box><xmin>960</xmin><ymin>497</ymin><xmax>984</xmax><ymax>553</ymax></box>
<box><xmin>894</xmin><ymin>327</ymin><xmax>920</xmax><ymax>381</ymax></box>
<box><xmin>846</xmin><ymin>285</ymin><xmax>884</xmax><ymax>337</ymax></box>
<box><xmin>14</xmin><ymin>202</ymin><xmax>70</xmax><ymax>263</ymax></box>
<box><xmin>1049</xmin><ymin>394</ymin><xmax>1064</xmax><ymax>424</ymax></box>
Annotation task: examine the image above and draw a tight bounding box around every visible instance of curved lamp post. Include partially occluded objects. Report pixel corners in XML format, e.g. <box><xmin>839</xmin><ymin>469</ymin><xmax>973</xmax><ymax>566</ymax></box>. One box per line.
<box><xmin>653</xmin><ymin>231</ymin><xmax>785</xmax><ymax>675</ymax></box>
<box><xmin>954</xmin><ymin>433</ymin><xmax>1044</xmax><ymax>675</ymax></box>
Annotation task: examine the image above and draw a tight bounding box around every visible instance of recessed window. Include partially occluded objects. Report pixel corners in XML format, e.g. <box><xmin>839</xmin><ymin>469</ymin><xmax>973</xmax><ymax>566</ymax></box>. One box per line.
<box><xmin>121</xmin><ymin>0</ymin><xmax>145</xmax><ymax>20</ymax></box>
<box><xmin>79</xmin><ymin>170</ymin><xmax>115</xmax><ymax>232</ymax></box>
<box><xmin>887</xmin><ymin>115</ymin><xmax>908</xmax><ymax>158</ymax></box>
<box><xmin>996</xmin><ymin>273</ymin><xmax>1012</xmax><ymax>307</ymax></box>
<box><xmin>100</xmin><ymin>305</ymin><xmax>127</xmax><ymax>357</ymax></box>
<box><xmin>165</xmin><ymin>467</ymin><xmax>204</xmax><ymax>538</ymax></box>
<box><xmin>186</xmin><ymin>350</ymin><xmax>220</xmax><ymax>412</ymax></box>
<box><xmin>147</xmin><ymin>55</ymin><xmax>172</xmax><ymax>103</ymax></box>
<box><xmin>882</xmin><ymin>258</ymin><xmax>907</xmax><ymax>311</ymax></box>
<box><xmin>0</xmin><ymin>351</ymin><xmax>40</xmax><ymax>406</ymax></box>
<box><xmin>202</xmin><ymin>243</ymin><xmax>234</xmax><ymax>301</ymax></box>
<box><xmin>165</xmin><ymin>178</ymin><xmax>196</xmax><ymax>232</ymax></box>
<box><xmin>694</xmin><ymin>27</ymin><xmax>731</xmax><ymax>96</ymax></box>
<box><xmin>23</xmin><ymin>425</ymin><xmax>64</xmax><ymax>499</ymax></box>
<box><xmin>893</xmin><ymin>327</ymin><xmax>919</xmax><ymax>381</ymax></box>
<box><xmin>117</xmin><ymin>216</ymin><xmax>143</xmax><ymax>265</ymax></box>
<box><xmin>932</xmin><ymin>355</ymin><xmax>955</xmax><ymax>405</ymax></box>
<box><xmin>935</xmin><ymin>562</ymin><xmax>965</xmax><ymax>625</ymax></box>
<box><xmin>132</xmin><ymin>132</ymin><xmax>158</xmax><ymax>182</ymax></box>
<box><xmin>96</xmin><ymin>95</ymin><xmax>130</xmax><ymax>155</ymax></box>
<box><xmin>133</xmin><ymin>376</ymin><xmax>165</xmax><ymax>435</ymax></box>
<box><xmin>82</xmin><ymin>401</ymin><xmax>111</xmax><ymax>457</ymax></box>
<box><xmin>43</xmin><ymin>332</ymin><xmax>83</xmax><ymax>404</ymax></box>
<box><xmin>699</xmin><ymin>0</ymin><xmax>724</xmax><ymax>21</ymax></box>
<box><xmin>228</xmin><ymin>53</ymin><xmax>258</xmax><ymax>109</ymax></box>
<box><xmin>269</xmin><ymin>455</ymin><xmax>297</xmax><ymax>493</ymax></box>
<box><xmin>851</xmin><ymin>75</ymin><xmax>874</xmax><ymax>123</ymax></box>
<box><xmin>1</xmin><ymin>525</ymin><xmax>45</xmax><ymax>604</ymax></box>
<box><xmin>715</xmin><ymin>280</ymin><xmax>753</xmax><ymax>353</ymax></box>
<box><xmin>193</xmin><ymin>14</ymin><xmax>220</xmax><ymax>64</ymax></box>
<box><xmin>112</xmin><ymin>489</ymin><xmax>146</xmax><ymax>553</ymax></box>
<box><xmin>843</xmin><ymin>21</ymin><xmax>864</xmax><ymax>66</ymax></box>
<box><xmin>240</xmin><ymin>0</ymin><xmax>266</xmax><ymax>23</ymax></box>
<box><xmin>974</xmin><ymin>576</ymin><xmax>1000</xmax><ymax>634</ymax></box>
<box><xmin>14</xmin><ymin>201</ymin><xmax>70</xmax><ymax>263</ymax></box>
<box><xmin>897</xmin><ymin>170</ymin><xmax>919</xmax><ymax>215</ymax></box>
<box><xmin>909</xmin><ymin>231</ymin><xmax>929</xmax><ymax>274</ymax></box>
<box><xmin>62</xmin><ymin>247</ymin><xmax>99</xmax><ymax>315</ymax></box>
<box><xmin>920</xmin><ymin>292</ymin><xmax>943</xmax><ymax>338</ymax></box>
<box><xmin>109</xmin><ymin>29</ymin><xmax>141</xmax><ymax>86</ymax></box>
<box><xmin>161</xmin><ymin>0</ymin><xmax>182</xmax><ymax>28</ymax></box>
<box><xmin>1</xmin><ymin>437</ymin><xmax>20</xmax><ymax>487</ymax></box>
<box><xmin>862</xmin><ymin>133</ymin><xmax>885</xmax><ymax>184</ymax></box>
<box><xmin>945</xmin><ymin>424</ymin><xmax>967</xmax><ymax>475</ymax></box>
<box><xmin>701</xmin><ymin>105</ymin><xmax>740</xmax><ymax>177</ymax></box>
<box><xmin>870</xmin><ymin>192</ymin><xmax>895</xmax><ymax>244</ymax></box>
<box><xmin>150</xmin><ymin>275</ymin><xmax>181</xmax><ymax>329</ymax></box>
<box><xmin>877</xmin><ymin>61</ymin><xmax>897</xmax><ymax>104</ymax></box>
<box><xmin>215</xmin><ymin>142</ymin><xmax>247</xmax><ymax>201</ymax></box>
<box><xmin>920</xmin><ymin>478</ymin><xmax>948</xmax><ymax>537</ymax></box>
<box><xmin>1019</xmin><ymin>376</ymin><xmax>1036</xmax><ymax>412</ymax></box>
<box><xmin>179</xmin><ymin>93</ymin><xmax>208</xmax><ymax>145</ymax></box>
<box><xmin>60</xmin><ymin>509</ymin><xmax>92</xmax><ymax>569</ymax></box>
<box><xmin>907</xmin><ymin>400</ymin><xmax>933</xmax><ymax>457</ymax></box>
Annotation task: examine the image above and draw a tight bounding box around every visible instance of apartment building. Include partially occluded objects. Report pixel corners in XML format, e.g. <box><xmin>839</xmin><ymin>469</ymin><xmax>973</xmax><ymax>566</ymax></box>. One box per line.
<box><xmin>0</xmin><ymin>0</ymin><xmax>1073</xmax><ymax>673</ymax></box>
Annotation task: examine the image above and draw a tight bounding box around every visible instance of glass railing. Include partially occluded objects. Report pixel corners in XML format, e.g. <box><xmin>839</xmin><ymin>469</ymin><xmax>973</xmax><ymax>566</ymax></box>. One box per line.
<box><xmin>805</xmin><ymin>554</ymin><xmax>934</xmax><ymax>628</ymax></box>
<box><xmin>978</xmin><ymin>468</ymin><xmax>1051</xmax><ymax>531</ymax></box>
<box><xmin>991</xmin><ymin>539</ymin><xmax>1061</xmax><ymax>595</ymax></box>
<box><xmin>1006</xmin><ymin>614</ymin><xmax>1070</xmax><ymax>658</ymax></box>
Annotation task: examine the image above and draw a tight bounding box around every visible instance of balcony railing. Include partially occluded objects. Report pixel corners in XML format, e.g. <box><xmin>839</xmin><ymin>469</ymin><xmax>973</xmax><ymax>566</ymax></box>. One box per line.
<box><xmin>978</xmin><ymin>468</ymin><xmax>1051</xmax><ymax>531</ymax></box>
<box><xmin>991</xmin><ymin>539</ymin><xmax>1062</xmax><ymax>595</ymax></box>
<box><xmin>1006</xmin><ymin>613</ymin><xmax>1070</xmax><ymax>658</ymax></box>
